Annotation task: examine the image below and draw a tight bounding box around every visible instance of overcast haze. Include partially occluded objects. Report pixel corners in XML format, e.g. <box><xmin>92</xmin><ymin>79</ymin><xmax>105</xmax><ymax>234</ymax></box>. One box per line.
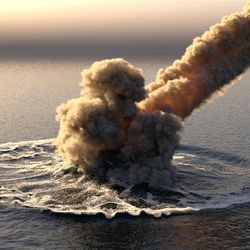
<box><xmin>0</xmin><ymin>0</ymin><xmax>246</xmax><ymax>58</ymax></box>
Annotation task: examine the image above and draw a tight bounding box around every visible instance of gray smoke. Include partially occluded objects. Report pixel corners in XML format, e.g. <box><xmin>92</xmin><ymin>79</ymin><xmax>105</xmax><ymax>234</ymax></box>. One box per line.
<box><xmin>56</xmin><ymin>59</ymin><xmax>181</xmax><ymax>189</ymax></box>
<box><xmin>56</xmin><ymin>2</ymin><xmax>250</xmax><ymax>189</ymax></box>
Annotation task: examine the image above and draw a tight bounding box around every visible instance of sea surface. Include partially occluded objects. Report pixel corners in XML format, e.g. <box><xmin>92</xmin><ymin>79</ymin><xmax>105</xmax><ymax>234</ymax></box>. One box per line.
<box><xmin>0</xmin><ymin>58</ymin><xmax>250</xmax><ymax>249</ymax></box>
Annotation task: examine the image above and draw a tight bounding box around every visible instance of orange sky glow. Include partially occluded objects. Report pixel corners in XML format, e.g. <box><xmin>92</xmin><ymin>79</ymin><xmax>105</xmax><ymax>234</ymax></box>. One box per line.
<box><xmin>0</xmin><ymin>0</ymin><xmax>246</xmax><ymax>41</ymax></box>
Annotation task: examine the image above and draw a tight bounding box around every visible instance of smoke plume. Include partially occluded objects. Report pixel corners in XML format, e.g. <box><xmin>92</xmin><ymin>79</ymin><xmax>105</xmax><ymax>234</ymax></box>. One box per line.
<box><xmin>56</xmin><ymin>3</ymin><xmax>250</xmax><ymax>189</ymax></box>
<box><xmin>139</xmin><ymin>2</ymin><xmax>250</xmax><ymax>119</ymax></box>
<box><xmin>56</xmin><ymin>59</ymin><xmax>181</xmax><ymax>188</ymax></box>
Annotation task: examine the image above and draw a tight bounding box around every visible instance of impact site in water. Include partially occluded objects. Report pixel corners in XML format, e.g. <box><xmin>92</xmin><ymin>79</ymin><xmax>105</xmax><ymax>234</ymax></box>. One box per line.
<box><xmin>1</xmin><ymin>139</ymin><xmax>250</xmax><ymax>218</ymax></box>
<box><xmin>0</xmin><ymin>2</ymin><xmax>250</xmax><ymax>218</ymax></box>
<box><xmin>56</xmin><ymin>2</ymin><xmax>250</xmax><ymax>189</ymax></box>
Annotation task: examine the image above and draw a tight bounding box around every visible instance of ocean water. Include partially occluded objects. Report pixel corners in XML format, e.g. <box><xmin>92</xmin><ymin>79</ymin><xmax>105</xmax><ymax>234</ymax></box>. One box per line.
<box><xmin>0</xmin><ymin>59</ymin><xmax>250</xmax><ymax>249</ymax></box>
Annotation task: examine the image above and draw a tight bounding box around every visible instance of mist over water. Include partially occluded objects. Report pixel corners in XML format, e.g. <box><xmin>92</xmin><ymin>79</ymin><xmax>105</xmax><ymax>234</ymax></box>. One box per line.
<box><xmin>0</xmin><ymin>1</ymin><xmax>247</xmax><ymax>59</ymax></box>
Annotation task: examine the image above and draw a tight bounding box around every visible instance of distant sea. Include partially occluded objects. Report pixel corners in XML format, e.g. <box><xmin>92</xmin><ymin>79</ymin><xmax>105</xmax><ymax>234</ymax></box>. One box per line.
<box><xmin>0</xmin><ymin>58</ymin><xmax>250</xmax><ymax>249</ymax></box>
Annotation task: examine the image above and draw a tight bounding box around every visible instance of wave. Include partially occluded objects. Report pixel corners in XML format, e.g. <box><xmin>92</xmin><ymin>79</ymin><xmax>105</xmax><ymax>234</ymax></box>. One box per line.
<box><xmin>0</xmin><ymin>139</ymin><xmax>250</xmax><ymax>218</ymax></box>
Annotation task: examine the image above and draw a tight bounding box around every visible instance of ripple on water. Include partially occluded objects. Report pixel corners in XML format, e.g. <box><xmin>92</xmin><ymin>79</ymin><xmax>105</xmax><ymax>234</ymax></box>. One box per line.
<box><xmin>0</xmin><ymin>139</ymin><xmax>250</xmax><ymax>218</ymax></box>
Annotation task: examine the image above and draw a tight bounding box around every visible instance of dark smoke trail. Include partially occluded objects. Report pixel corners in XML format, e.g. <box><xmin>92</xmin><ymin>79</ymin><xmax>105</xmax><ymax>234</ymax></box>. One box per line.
<box><xmin>56</xmin><ymin>2</ymin><xmax>250</xmax><ymax>189</ymax></box>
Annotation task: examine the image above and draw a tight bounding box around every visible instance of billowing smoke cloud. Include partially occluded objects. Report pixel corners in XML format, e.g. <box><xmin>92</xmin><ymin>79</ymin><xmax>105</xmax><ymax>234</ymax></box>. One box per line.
<box><xmin>56</xmin><ymin>59</ymin><xmax>181</xmax><ymax>188</ymax></box>
<box><xmin>139</xmin><ymin>2</ymin><xmax>250</xmax><ymax>119</ymax></box>
<box><xmin>56</xmin><ymin>2</ymin><xmax>250</xmax><ymax>189</ymax></box>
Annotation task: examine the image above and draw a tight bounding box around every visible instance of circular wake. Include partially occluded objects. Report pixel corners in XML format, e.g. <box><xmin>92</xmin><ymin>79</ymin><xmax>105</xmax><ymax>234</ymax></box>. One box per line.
<box><xmin>1</xmin><ymin>139</ymin><xmax>250</xmax><ymax>218</ymax></box>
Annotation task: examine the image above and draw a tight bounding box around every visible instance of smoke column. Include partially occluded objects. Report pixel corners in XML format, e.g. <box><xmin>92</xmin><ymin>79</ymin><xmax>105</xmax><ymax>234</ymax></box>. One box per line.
<box><xmin>56</xmin><ymin>2</ymin><xmax>250</xmax><ymax>189</ymax></box>
<box><xmin>56</xmin><ymin>59</ymin><xmax>181</xmax><ymax>188</ymax></box>
<box><xmin>139</xmin><ymin>2</ymin><xmax>250</xmax><ymax>119</ymax></box>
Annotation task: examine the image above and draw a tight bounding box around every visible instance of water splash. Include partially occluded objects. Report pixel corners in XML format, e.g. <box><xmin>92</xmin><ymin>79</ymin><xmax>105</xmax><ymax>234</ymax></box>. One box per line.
<box><xmin>1</xmin><ymin>140</ymin><xmax>250</xmax><ymax>218</ymax></box>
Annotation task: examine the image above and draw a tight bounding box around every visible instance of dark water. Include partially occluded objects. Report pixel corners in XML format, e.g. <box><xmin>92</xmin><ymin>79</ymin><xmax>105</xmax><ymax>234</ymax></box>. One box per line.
<box><xmin>0</xmin><ymin>59</ymin><xmax>250</xmax><ymax>249</ymax></box>
<box><xmin>1</xmin><ymin>205</ymin><xmax>250</xmax><ymax>249</ymax></box>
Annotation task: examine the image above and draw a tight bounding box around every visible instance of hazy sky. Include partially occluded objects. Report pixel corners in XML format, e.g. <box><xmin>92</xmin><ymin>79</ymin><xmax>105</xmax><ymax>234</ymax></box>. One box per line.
<box><xmin>0</xmin><ymin>0</ymin><xmax>247</xmax><ymax>58</ymax></box>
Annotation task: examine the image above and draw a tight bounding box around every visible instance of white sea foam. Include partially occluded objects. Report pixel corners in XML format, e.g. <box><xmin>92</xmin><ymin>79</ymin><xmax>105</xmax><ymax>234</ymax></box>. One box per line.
<box><xmin>1</xmin><ymin>139</ymin><xmax>250</xmax><ymax>218</ymax></box>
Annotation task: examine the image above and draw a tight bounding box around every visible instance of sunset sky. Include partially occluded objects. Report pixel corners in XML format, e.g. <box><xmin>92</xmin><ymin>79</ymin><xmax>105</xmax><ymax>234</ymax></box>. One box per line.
<box><xmin>0</xmin><ymin>0</ymin><xmax>246</xmax><ymax>58</ymax></box>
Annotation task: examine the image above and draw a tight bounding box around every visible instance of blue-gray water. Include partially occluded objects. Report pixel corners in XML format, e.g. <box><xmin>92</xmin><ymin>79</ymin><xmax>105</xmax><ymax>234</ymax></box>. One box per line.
<box><xmin>0</xmin><ymin>59</ymin><xmax>250</xmax><ymax>249</ymax></box>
